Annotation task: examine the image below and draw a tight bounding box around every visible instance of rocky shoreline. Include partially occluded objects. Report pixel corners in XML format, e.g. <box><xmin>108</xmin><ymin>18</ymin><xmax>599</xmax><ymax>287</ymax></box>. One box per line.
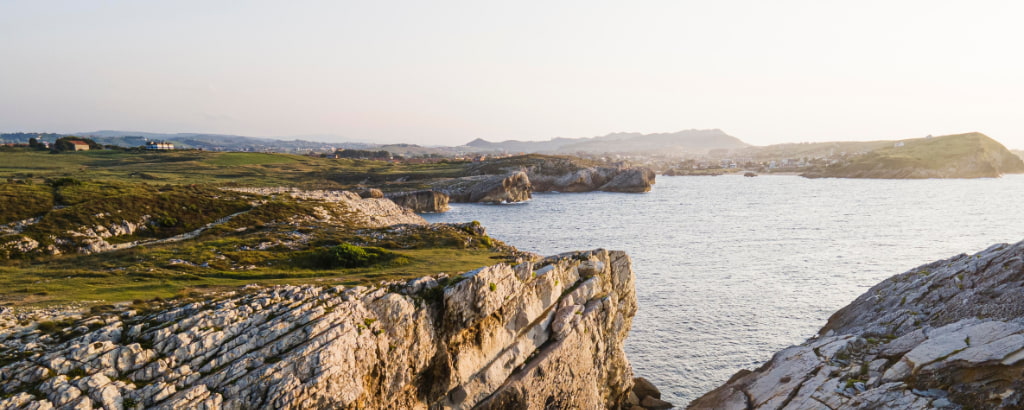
<box><xmin>690</xmin><ymin>240</ymin><xmax>1024</xmax><ymax>409</ymax></box>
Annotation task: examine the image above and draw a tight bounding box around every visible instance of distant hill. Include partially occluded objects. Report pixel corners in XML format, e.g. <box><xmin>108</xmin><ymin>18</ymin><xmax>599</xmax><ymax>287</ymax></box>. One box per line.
<box><xmin>0</xmin><ymin>132</ymin><xmax>64</xmax><ymax>144</ymax></box>
<box><xmin>71</xmin><ymin>130</ymin><xmax>357</xmax><ymax>152</ymax></box>
<box><xmin>735</xmin><ymin>140</ymin><xmax>898</xmax><ymax>160</ymax></box>
<box><xmin>377</xmin><ymin>143</ymin><xmax>455</xmax><ymax>158</ymax></box>
<box><xmin>463</xmin><ymin>129</ymin><xmax>748</xmax><ymax>155</ymax></box>
<box><xmin>802</xmin><ymin>132</ymin><xmax>1024</xmax><ymax>179</ymax></box>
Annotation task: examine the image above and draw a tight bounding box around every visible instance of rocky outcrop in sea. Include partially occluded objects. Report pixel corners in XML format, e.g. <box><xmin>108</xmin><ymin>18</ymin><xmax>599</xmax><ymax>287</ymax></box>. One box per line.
<box><xmin>690</xmin><ymin>240</ymin><xmax>1024</xmax><ymax>409</ymax></box>
<box><xmin>522</xmin><ymin>160</ymin><xmax>655</xmax><ymax>193</ymax></box>
<box><xmin>437</xmin><ymin>171</ymin><xmax>533</xmax><ymax>204</ymax></box>
<box><xmin>0</xmin><ymin>249</ymin><xmax>649</xmax><ymax>409</ymax></box>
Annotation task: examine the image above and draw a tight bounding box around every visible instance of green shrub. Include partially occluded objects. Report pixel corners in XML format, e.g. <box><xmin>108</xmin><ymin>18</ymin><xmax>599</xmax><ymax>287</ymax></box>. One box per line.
<box><xmin>303</xmin><ymin>243</ymin><xmax>406</xmax><ymax>269</ymax></box>
<box><xmin>48</xmin><ymin>177</ymin><xmax>82</xmax><ymax>188</ymax></box>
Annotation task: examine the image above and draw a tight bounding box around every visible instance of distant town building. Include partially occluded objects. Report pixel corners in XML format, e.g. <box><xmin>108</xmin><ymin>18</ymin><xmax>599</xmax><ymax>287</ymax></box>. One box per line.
<box><xmin>146</xmin><ymin>141</ymin><xmax>175</xmax><ymax>150</ymax></box>
<box><xmin>69</xmin><ymin>140</ymin><xmax>90</xmax><ymax>151</ymax></box>
<box><xmin>894</xmin><ymin>141</ymin><xmax>905</xmax><ymax>148</ymax></box>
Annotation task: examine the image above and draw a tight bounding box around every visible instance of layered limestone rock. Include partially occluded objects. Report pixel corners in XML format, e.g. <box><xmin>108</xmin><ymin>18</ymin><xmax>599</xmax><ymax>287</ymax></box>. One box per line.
<box><xmin>221</xmin><ymin>187</ymin><xmax>425</xmax><ymax>226</ymax></box>
<box><xmin>596</xmin><ymin>168</ymin><xmax>657</xmax><ymax>193</ymax></box>
<box><xmin>690</xmin><ymin>240</ymin><xmax>1024</xmax><ymax>410</ymax></box>
<box><xmin>0</xmin><ymin>250</ymin><xmax>639</xmax><ymax>409</ymax></box>
<box><xmin>1</xmin><ymin>188</ymin><xmax>425</xmax><ymax>258</ymax></box>
<box><xmin>387</xmin><ymin>190</ymin><xmax>451</xmax><ymax>213</ymax></box>
<box><xmin>439</xmin><ymin>171</ymin><xmax>533</xmax><ymax>204</ymax></box>
<box><xmin>528</xmin><ymin>164</ymin><xmax>655</xmax><ymax>193</ymax></box>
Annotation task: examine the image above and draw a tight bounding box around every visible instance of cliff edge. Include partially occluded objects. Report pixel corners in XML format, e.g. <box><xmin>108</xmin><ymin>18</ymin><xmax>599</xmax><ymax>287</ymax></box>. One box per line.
<box><xmin>0</xmin><ymin>250</ymin><xmax>641</xmax><ymax>409</ymax></box>
<box><xmin>690</xmin><ymin>239</ymin><xmax>1024</xmax><ymax>409</ymax></box>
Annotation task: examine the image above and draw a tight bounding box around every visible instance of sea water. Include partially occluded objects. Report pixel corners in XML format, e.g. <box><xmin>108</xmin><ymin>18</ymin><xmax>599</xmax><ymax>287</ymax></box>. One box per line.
<box><xmin>422</xmin><ymin>174</ymin><xmax>1024</xmax><ymax>404</ymax></box>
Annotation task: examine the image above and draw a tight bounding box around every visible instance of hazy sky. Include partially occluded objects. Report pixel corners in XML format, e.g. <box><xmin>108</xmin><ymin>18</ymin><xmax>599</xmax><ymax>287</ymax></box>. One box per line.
<box><xmin>2</xmin><ymin>1</ymin><xmax>1022</xmax><ymax>148</ymax></box>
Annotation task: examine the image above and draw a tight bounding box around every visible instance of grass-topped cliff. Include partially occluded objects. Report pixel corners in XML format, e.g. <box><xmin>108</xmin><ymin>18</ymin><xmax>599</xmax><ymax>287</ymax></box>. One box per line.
<box><xmin>0</xmin><ymin>178</ymin><xmax>520</xmax><ymax>308</ymax></box>
<box><xmin>0</xmin><ymin>149</ymin><xmax>652</xmax><ymax>194</ymax></box>
<box><xmin>0</xmin><ymin>149</ymin><xmax>650</xmax><ymax>309</ymax></box>
<box><xmin>802</xmin><ymin>132</ymin><xmax>1024</xmax><ymax>179</ymax></box>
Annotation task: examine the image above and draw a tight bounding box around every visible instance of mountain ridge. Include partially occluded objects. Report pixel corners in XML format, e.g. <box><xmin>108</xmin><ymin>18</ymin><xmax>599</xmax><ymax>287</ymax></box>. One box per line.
<box><xmin>464</xmin><ymin>129</ymin><xmax>749</xmax><ymax>155</ymax></box>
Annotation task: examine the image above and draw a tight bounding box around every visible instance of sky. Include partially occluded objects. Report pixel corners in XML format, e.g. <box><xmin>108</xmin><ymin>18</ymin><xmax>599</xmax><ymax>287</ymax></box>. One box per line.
<box><xmin>1</xmin><ymin>1</ymin><xmax>1022</xmax><ymax>149</ymax></box>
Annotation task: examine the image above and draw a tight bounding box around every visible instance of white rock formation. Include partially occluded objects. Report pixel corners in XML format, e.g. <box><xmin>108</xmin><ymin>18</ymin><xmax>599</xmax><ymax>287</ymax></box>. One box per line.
<box><xmin>0</xmin><ymin>250</ymin><xmax>638</xmax><ymax>409</ymax></box>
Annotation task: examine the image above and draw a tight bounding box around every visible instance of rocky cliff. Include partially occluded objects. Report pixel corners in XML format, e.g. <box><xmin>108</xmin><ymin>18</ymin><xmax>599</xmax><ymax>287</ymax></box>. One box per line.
<box><xmin>386</xmin><ymin>190</ymin><xmax>451</xmax><ymax>213</ymax></box>
<box><xmin>436</xmin><ymin>171</ymin><xmax>533</xmax><ymax>204</ymax></box>
<box><xmin>690</xmin><ymin>240</ymin><xmax>1024</xmax><ymax>409</ymax></box>
<box><xmin>517</xmin><ymin>159</ymin><xmax>655</xmax><ymax>193</ymax></box>
<box><xmin>0</xmin><ymin>249</ymin><xmax>641</xmax><ymax>409</ymax></box>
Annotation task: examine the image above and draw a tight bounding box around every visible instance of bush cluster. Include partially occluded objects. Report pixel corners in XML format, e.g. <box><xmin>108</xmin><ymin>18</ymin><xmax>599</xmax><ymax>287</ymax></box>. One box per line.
<box><xmin>305</xmin><ymin>243</ymin><xmax>407</xmax><ymax>269</ymax></box>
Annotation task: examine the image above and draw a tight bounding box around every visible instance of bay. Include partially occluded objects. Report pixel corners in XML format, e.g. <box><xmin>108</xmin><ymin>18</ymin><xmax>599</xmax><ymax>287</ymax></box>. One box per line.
<box><xmin>422</xmin><ymin>174</ymin><xmax>1024</xmax><ymax>404</ymax></box>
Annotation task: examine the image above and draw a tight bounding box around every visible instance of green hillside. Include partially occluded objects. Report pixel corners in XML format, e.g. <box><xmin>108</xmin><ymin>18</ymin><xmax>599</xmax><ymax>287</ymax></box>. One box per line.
<box><xmin>0</xmin><ymin>150</ymin><xmax>528</xmax><ymax>308</ymax></box>
<box><xmin>0</xmin><ymin>178</ymin><xmax>515</xmax><ymax>308</ymax></box>
<box><xmin>803</xmin><ymin>133</ymin><xmax>1024</xmax><ymax>179</ymax></box>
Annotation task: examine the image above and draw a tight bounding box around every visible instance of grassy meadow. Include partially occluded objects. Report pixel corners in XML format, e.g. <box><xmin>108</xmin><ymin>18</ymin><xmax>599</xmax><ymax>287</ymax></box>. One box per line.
<box><xmin>0</xmin><ymin>149</ymin><xmax>517</xmax><ymax>308</ymax></box>
<box><xmin>0</xmin><ymin>149</ymin><xmax>467</xmax><ymax>190</ymax></box>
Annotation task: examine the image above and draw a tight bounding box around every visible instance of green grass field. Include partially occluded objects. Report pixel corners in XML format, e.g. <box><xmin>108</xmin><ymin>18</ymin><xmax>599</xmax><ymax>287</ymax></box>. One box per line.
<box><xmin>0</xmin><ymin>247</ymin><xmax>503</xmax><ymax>306</ymax></box>
<box><xmin>0</xmin><ymin>151</ymin><xmax>521</xmax><ymax>308</ymax></box>
<box><xmin>0</xmin><ymin>149</ymin><xmax>467</xmax><ymax>189</ymax></box>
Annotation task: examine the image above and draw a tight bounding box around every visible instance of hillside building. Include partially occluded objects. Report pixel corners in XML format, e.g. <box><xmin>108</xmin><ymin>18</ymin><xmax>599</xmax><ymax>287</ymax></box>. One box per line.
<box><xmin>146</xmin><ymin>141</ymin><xmax>175</xmax><ymax>150</ymax></box>
<box><xmin>68</xmin><ymin>140</ymin><xmax>90</xmax><ymax>151</ymax></box>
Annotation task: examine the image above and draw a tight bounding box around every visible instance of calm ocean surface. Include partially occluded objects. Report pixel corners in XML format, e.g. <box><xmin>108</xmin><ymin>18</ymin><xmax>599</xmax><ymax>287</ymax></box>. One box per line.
<box><xmin>422</xmin><ymin>174</ymin><xmax>1024</xmax><ymax>405</ymax></box>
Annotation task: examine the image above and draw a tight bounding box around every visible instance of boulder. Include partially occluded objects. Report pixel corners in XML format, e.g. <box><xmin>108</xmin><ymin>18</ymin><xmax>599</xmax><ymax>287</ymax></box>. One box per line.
<box><xmin>641</xmin><ymin>395</ymin><xmax>674</xmax><ymax>409</ymax></box>
<box><xmin>358</xmin><ymin>188</ymin><xmax>384</xmax><ymax>198</ymax></box>
<box><xmin>633</xmin><ymin>376</ymin><xmax>662</xmax><ymax>400</ymax></box>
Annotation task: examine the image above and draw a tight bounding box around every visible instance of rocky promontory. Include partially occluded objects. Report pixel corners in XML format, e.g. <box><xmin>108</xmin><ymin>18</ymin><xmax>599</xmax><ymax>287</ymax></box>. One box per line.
<box><xmin>690</xmin><ymin>239</ymin><xmax>1024</xmax><ymax>409</ymax></box>
<box><xmin>0</xmin><ymin>249</ymin><xmax>649</xmax><ymax>409</ymax></box>
<box><xmin>435</xmin><ymin>171</ymin><xmax>533</xmax><ymax>204</ymax></box>
<box><xmin>516</xmin><ymin>158</ymin><xmax>655</xmax><ymax>193</ymax></box>
<box><xmin>362</xmin><ymin>155</ymin><xmax>653</xmax><ymax>207</ymax></box>
<box><xmin>802</xmin><ymin>133</ymin><xmax>1024</xmax><ymax>179</ymax></box>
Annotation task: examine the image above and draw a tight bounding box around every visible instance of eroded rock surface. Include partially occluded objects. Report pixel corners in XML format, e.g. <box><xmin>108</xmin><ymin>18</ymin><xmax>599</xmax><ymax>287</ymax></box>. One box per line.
<box><xmin>223</xmin><ymin>187</ymin><xmax>426</xmax><ymax>226</ymax></box>
<box><xmin>1</xmin><ymin>250</ymin><xmax>640</xmax><ymax>409</ymax></box>
<box><xmin>528</xmin><ymin>163</ymin><xmax>655</xmax><ymax>193</ymax></box>
<box><xmin>387</xmin><ymin>190</ymin><xmax>451</xmax><ymax>213</ymax></box>
<box><xmin>439</xmin><ymin>171</ymin><xmax>533</xmax><ymax>204</ymax></box>
<box><xmin>690</xmin><ymin>240</ymin><xmax>1024</xmax><ymax>410</ymax></box>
